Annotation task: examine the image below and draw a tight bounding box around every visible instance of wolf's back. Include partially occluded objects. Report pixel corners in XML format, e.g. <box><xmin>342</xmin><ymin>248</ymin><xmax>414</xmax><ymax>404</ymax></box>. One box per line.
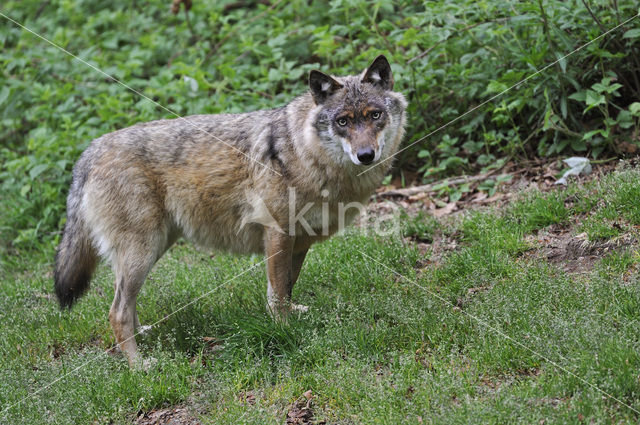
<box><xmin>54</xmin><ymin>154</ymin><xmax>98</xmax><ymax>309</ymax></box>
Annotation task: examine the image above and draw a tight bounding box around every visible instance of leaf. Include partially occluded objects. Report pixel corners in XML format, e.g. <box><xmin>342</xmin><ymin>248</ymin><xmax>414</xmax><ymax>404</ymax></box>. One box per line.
<box><xmin>617</xmin><ymin>110</ymin><xmax>634</xmax><ymax>129</ymax></box>
<box><xmin>477</xmin><ymin>154</ymin><xmax>495</xmax><ymax>165</ymax></box>
<box><xmin>462</xmin><ymin>140</ymin><xmax>483</xmax><ymax>154</ymax></box>
<box><xmin>560</xmin><ymin>96</ymin><xmax>567</xmax><ymax>118</ymax></box>
<box><xmin>102</xmin><ymin>36</ymin><xmax>119</xmax><ymax>49</ymax></box>
<box><xmin>477</xmin><ymin>179</ymin><xmax>495</xmax><ymax>193</ymax></box>
<box><xmin>584</xmin><ymin>90</ymin><xmax>605</xmax><ymax>107</ymax></box>
<box><xmin>439</xmin><ymin>156</ymin><xmax>465</xmax><ymax>170</ymax></box>
<box><xmin>0</xmin><ymin>86</ymin><xmax>9</xmax><ymax>106</ymax></box>
<box><xmin>629</xmin><ymin>102</ymin><xmax>640</xmax><ymax>115</ymax></box>
<box><xmin>56</xmin><ymin>159</ymin><xmax>69</xmax><ymax>171</ymax></box>
<box><xmin>582</xmin><ymin>129</ymin><xmax>603</xmax><ymax>140</ymax></box>
<box><xmin>555</xmin><ymin>51</ymin><xmax>567</xmax><ymax>73</ymax></box>
<box><xmin>568</xmin><ymin>91</ymin><xmax>586</xmax><ymax>102</ymax></box>
<box><xmin>485</xmin><ymin>80</ymin><xmax>508</xmax><ymax>94</ymax></box>
<box><xmin>29</xmin><ymin>164</ymin><xmax>49</xmax><ymax>179</ymax></box>
<box><xmin>20</xmin><ymin>184</ymin><xmax>31</xmax><ymax>197</ymax></box>
<box><xmin>607</xmin><ymin>83</ymin><xmax>623</xmax><ymax>93</ymax></box>
<box><xmin>623</xmin><ymin>28</ymin><xmax>640</xmax><ymax>39</ymax></box>
<box><xmin>496</xmin><ymin>174</ymin><xmax>512</xmax><ymax>183</ymax></box>
<box><xmin>570</xmin><ymin>138</ymin><xmax>587</xmax><ymax>151</ymax></box>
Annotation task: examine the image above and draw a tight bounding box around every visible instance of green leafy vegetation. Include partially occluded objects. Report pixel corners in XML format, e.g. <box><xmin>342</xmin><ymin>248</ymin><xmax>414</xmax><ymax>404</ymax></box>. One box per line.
<box><xmin>402</xmin><ymin>210</ymin><xmax>439</xmax><ymax>243</ymax></box>
<box><xmin>1</xmin><ymin>0</ymin><xmax>639</xmax><ymax>254</ymax></box>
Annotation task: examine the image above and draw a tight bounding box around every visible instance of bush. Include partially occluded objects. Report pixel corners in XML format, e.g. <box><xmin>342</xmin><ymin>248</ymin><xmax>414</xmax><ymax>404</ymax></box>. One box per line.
<box><xmin>1</xmin><ymin>0</ymin><xmax>638</xmax><ymax>255</ymax></box>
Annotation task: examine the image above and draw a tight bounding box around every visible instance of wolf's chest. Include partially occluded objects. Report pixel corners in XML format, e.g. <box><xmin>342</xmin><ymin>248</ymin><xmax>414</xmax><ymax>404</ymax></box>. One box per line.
<box><xmin>290</xmin><ymin>192</ymin><xmax>369</xmax><ymax>237</ymax></box>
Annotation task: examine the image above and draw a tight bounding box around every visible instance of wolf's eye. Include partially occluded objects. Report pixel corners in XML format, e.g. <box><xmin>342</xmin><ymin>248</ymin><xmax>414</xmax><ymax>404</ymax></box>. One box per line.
<box><xmin>337</xmin><ymin>118</ymin><xmax>348</xmax><ymax>126</ymax></box>
<box><xmin>371</xmin><ymin>111</ymin><xmax>381</xmax><ymax>120</ymax></box>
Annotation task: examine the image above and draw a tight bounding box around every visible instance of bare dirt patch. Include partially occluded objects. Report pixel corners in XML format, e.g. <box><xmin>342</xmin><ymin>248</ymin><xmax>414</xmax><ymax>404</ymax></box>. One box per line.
<box><xmin>237</xmin><ymin>390</ymin><xmax>257</xmax><ymax>405</ymax></box>
<box><xmin>286</xmin><ymin>390</ymin><xmax>324</xmax><ymax>425</ymax></box>
<box><xmin>524</xmin><ymin>224</ymin><xmax>637</xmax><ymax>273</ymax></box>
<box><xmin>411</xmin><ymin>231</ymin><xmax>461</xmax><ymax>270</ymax></box>
<box><xmin>136</xmin><ymin>406</ymin><xmax>200</xmax><ymax>425</ymax></box>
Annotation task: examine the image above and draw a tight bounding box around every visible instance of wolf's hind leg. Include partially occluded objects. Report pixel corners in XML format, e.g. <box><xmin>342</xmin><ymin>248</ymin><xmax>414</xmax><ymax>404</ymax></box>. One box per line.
<box><xmin>109</xmin><ymin>227</ymin><xmax>178</xmax><ymax>362</ymax></box>
<box><xmin>109</xmin><ymin>248</ymin><xmax>156</xmax><ymax>368</ymax></box>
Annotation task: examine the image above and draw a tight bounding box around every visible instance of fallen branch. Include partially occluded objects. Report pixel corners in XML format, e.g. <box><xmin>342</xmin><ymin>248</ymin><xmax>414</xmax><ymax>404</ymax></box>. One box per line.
<box><xmin>378</xmin><ymin>172</ymin><xmax>494</xmax><ymax>198</ymax></box>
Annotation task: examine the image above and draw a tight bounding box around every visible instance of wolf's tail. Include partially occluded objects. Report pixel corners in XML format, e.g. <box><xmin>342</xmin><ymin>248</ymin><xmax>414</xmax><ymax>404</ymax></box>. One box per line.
<box><xmin>54</xmin><ymin>205</ymin><xmax>98</xmax><ymax>309</ymax></box>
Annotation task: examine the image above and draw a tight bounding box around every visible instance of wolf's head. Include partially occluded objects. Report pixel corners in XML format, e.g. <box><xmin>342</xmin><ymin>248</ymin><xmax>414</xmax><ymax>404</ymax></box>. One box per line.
<box><xmin>308</xmin><ymin>55</ymin><xmax>406</xmax><ymax>166</ymax></box>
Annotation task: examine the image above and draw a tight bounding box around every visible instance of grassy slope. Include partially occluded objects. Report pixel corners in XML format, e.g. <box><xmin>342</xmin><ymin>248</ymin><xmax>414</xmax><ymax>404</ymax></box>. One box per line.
<box><xmin>2</xmin><ymin>167</ymin><xmax>640</xmax><ymax>424</ymax></box>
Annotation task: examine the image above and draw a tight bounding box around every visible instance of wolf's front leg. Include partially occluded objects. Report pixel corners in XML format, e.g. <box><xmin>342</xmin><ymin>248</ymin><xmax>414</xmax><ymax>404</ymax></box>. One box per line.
<box><xmin>265</xmin><ymin>228</ymin><xmax>296</xmax><ymax>319</ymax></box>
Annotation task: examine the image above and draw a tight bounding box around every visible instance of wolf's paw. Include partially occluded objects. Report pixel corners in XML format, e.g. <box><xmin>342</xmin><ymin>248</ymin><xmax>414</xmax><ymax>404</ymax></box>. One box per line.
<box><xmin>267</xmin><ymin>302</ymin><xmax>285</xmax><ymax>322</ymax></box>
<box><xmin>266</xmin><ymin>302</ymin><xmax>309</xmax><ymax>322</ymax></box>
<box><xmin>129</xmin><ymin>355</ymin><xmax>158</xmax><ymax>371</ymax></box>
<box><xmin>142</xmin><ymin>356</ymin><xmax>158</xmax><ymax>371</ymax></box>
<box><xmin>134</xmin><ymin>356</ymin><xmax>158</xmax><ymax>371</ymax></box>
<box><xmin>291</xmin><ymin>303</ymin><xmax>309</xmax><ymax>313</ymax></box>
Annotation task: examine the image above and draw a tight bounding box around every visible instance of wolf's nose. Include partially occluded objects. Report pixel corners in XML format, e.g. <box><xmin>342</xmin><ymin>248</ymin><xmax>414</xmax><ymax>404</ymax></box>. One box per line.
<box><xmin>356</xmin><ymin>148</ymin><xmax>375</xmax><ymax>165</ymax></box>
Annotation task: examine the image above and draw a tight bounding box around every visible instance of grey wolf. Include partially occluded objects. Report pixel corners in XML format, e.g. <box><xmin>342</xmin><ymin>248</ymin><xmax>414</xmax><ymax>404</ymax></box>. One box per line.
<box><xmin>54</xmin><ymin>55</ymin><xmax>407</xmax><ymax>366</ymax></box>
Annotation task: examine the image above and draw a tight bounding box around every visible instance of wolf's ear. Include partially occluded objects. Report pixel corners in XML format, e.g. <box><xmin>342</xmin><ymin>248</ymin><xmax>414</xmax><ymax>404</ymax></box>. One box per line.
<box><xmin>309</xmin><ymin>70</ymin><xmax>343</xmax><ymax>104</ymax></box>
<box><xmin>362</xmin><ymin>55</ymin><xmax>393</xmax><ymax>90</ymax></box>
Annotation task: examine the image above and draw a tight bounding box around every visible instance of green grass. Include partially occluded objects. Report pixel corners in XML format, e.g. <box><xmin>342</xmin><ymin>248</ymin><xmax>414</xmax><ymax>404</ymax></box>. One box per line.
<box><xmin>3</xmin><ymin>167</ymin><xmax>640</xmax><ymax>423</ymax></box>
